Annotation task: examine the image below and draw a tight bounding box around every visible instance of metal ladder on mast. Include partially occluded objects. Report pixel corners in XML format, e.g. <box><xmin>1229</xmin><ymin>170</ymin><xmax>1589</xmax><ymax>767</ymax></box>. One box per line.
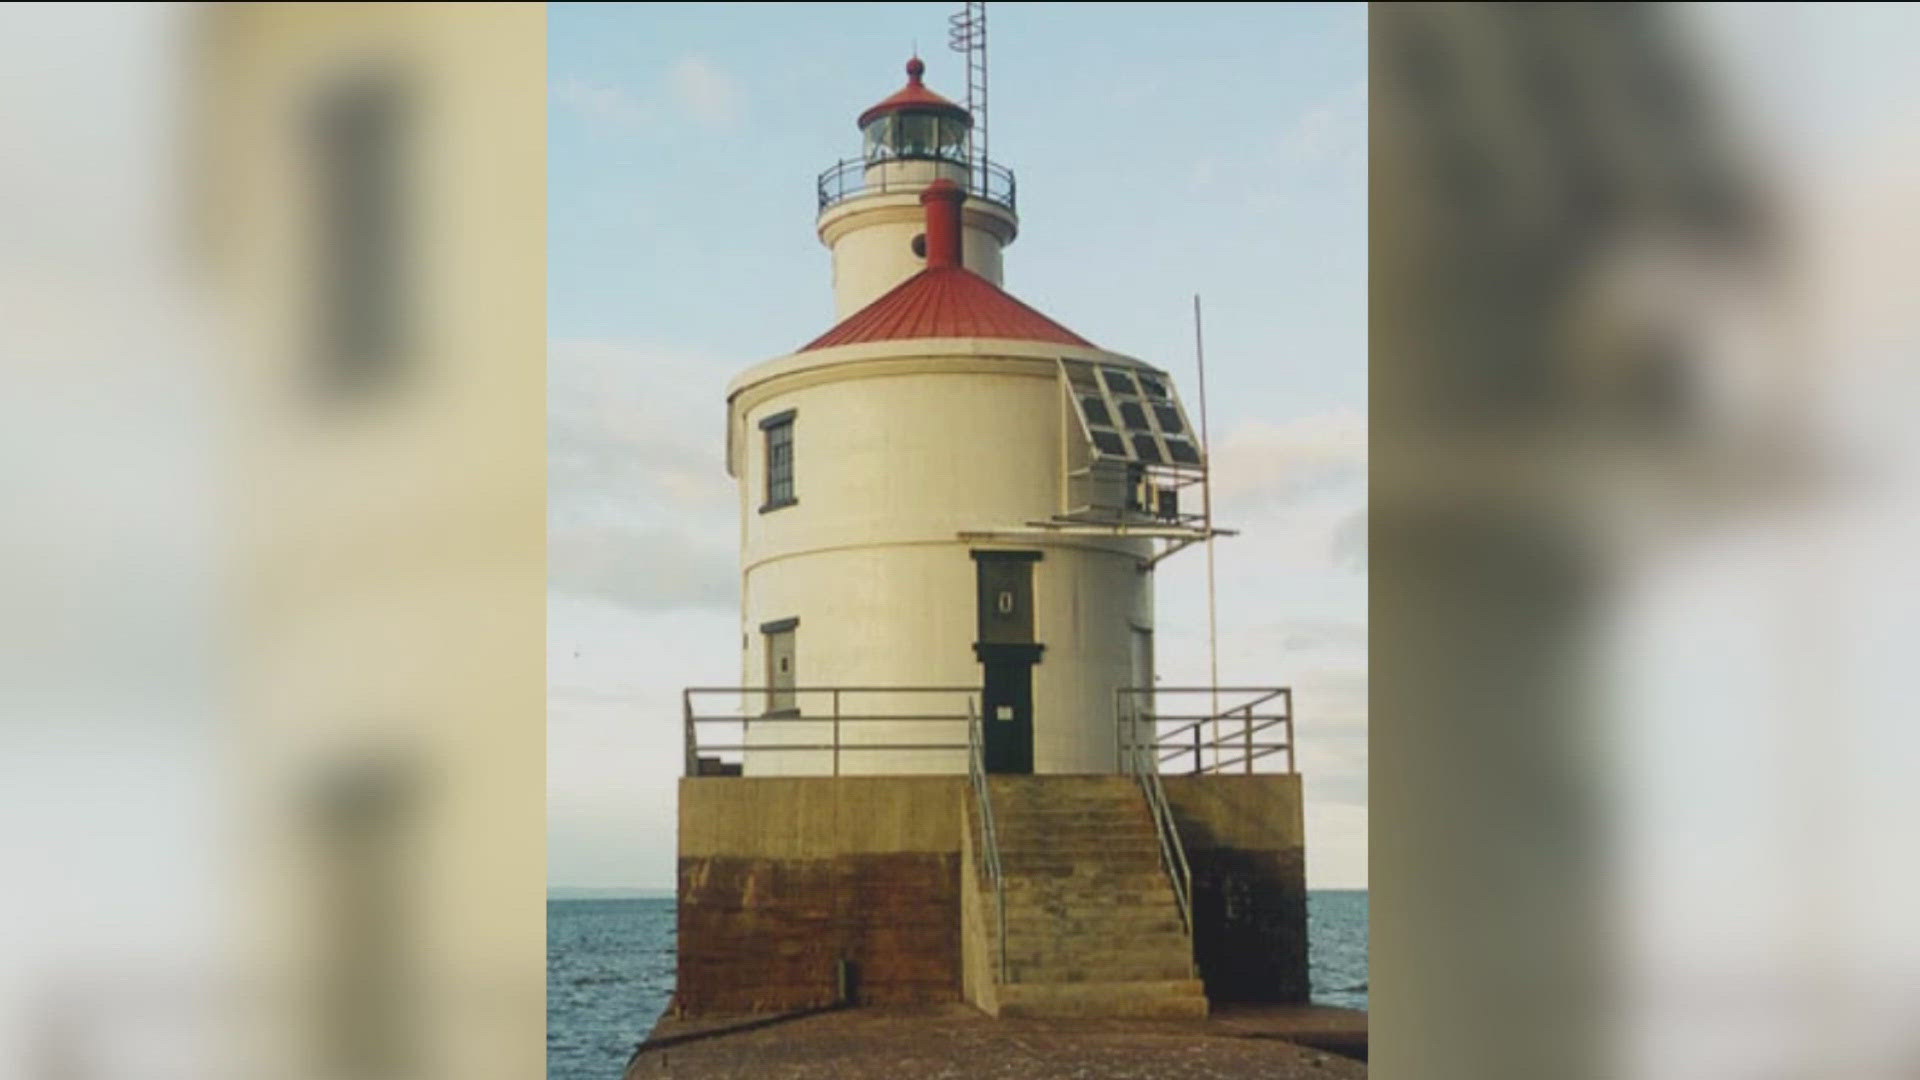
<box><xmin>948</xmin><ymin>2</ymin><xmax>988</xmax><ymax>196</ymax></box>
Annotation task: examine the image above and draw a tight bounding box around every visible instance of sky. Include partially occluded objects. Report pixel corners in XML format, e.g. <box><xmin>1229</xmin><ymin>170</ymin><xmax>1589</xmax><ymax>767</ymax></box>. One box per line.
<box><xmin>547</xmin><ymin>2</ymin><xmax>1369</xmax><ymax>890</ymax></box>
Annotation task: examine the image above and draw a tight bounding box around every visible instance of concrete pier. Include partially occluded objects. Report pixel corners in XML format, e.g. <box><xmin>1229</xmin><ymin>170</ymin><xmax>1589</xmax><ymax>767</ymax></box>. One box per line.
<box><xmin>673</xmin><ymin>774</ymin><xmax>1308</xmax><ymax>1018</ymax></box>
<box><xmin>626</xmin><ymin>1002</ymin><xmax>1367</xmax><ymax>1078</ymax></box>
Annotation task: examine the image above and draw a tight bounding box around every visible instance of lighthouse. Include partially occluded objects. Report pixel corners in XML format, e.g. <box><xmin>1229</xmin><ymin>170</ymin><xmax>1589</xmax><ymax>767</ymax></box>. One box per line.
<box><xmin>721</xmin><ymin>58</ymin><xmax>1211</xmax><ymax>778</ymax></box>
<box><xmin>816</xmin><ymin>56</ymin><xmax>1019</xmax><ymax>316</ymax></box>
<box><xmin>672</xmin><ymin>55</ymin><xmax>1306</xmax><ymax>1023</ymax></box>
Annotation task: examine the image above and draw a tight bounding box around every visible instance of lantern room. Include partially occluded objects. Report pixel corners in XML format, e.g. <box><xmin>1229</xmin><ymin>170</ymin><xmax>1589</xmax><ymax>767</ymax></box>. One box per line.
<box><xmin>858</xmin><ymin>57</ymin><xmax>972</xmax><ymax>165</ymax></box>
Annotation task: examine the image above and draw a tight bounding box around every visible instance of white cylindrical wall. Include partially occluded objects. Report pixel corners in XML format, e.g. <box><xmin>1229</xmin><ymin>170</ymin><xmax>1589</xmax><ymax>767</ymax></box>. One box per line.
<box><xmin>730</xmin><ymin>347</ymin><xmax>1155</xmax><ymax>776</ymax></box>
<box><xmin>817</xmin><ymin>160</ymin><xmax>1017</xmax><ymax>317</ymax></box>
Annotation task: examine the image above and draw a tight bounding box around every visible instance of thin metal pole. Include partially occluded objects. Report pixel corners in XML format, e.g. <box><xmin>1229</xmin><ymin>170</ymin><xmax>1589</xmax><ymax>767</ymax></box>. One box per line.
<box><xmin>1285</xmin><ymin>687</ymin><xmax>1296</xmax><ymax>775</ymax></box>
<box><xmin>1194</xmin><ymin>294</ymin><xmax>1221</xmax><ymax>770</ymax></box>
<box><xmin>683</xmin><ymin>689</ymin><xmax>695</xmax><ymax>777</ymax></box>
<box><xmin>978</xmin><ymin>3</ymin><xmax>988</xmax><ymax>195</ymax></box>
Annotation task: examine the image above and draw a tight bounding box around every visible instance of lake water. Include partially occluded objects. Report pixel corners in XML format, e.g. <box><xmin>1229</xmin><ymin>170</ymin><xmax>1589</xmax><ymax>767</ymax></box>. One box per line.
<box><xmin>548</xmin><ymin>890</ymin><xmax>1367</xmax><ymax>1080</ymax></box>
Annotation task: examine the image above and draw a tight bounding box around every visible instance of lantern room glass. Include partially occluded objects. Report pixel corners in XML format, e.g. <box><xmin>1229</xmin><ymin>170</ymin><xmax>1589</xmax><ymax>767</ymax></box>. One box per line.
<box><xmin>862</xmin><ymin>111</ymin><xmax>969</xmax><ymax>165</ymax></box>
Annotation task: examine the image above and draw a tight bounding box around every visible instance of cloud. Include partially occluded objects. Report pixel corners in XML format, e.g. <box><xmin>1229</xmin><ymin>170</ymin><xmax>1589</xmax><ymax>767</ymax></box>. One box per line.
<box><xmin>1266</xmin><ymin>615</ymin><xmax>1369</xmax><ymax>655</ymax></box>
<box><xmin>550</xmin><ymin>519</ymin><xmax>735</xmax><ymax>611</ymax></box>
<box><xmin>1331</xmin><ymin>505</ymin><xmax>1367</xmax><ymax>572</ymax></box>
<box><xmin>1277</xmin><ymin>80</ymin><xmax>1367</xmax><ymax>168</ymax></box>
<box><xmin>552</xmin><ymin>76</ymin><xmax>649</xmax><ymax>131</ymax></box>
<box><xmin>1211</xmin><ymin>408</ymin><xmax>1367</xmax><ymax>510</ymax></box>
<box><xmin>552</xmin><ymin>55</ymin><xmax>745</xmax><ymax>136</ymax></box>
<box><xmin>669</xmin><ymin>55</ymin><xmax>743</xmax><ymax>129</ymax></box>
<box><xmin>548</xmin><ymin>339</ymin><xmax>737</xmax><ymax>612</ymax></box>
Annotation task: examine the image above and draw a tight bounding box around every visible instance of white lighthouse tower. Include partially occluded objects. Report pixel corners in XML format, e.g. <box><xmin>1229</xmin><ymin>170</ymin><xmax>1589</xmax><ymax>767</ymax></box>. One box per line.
<box><xmin>669</xmin><ymin>49</ymin><xmax>1309</xmax><ymax>1027</ymax></box>
<box><xmin>720</xmin><ymin>58</ymin><xmax>1214</xmax><ymax>777</ymax></box>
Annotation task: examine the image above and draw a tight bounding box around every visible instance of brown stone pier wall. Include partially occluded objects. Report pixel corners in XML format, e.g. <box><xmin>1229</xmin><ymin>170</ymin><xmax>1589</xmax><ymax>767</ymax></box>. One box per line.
<box><xmin>676</xmin><ymin>777</ymin><xmax>968</xmax><ymax>1015</ymax></box>
<box><xmin>1162</xmin><ymin>774</ymin><xmax>1311</xmax><ymax>1004</ymax></box>
<box><xmin>674</xmin><ymin>774</ymin><xmax>1310</xmax><ymax>1016</ymax></box>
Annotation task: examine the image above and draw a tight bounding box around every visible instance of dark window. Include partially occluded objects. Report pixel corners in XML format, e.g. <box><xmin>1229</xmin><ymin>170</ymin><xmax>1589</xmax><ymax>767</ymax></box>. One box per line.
<box><xmin>1164</xmin><ymin>438</ymin><xmax>1201</xmax><ymax>465</ymax></box>
<box><xmin>1138</xmin><ymin>374</ymin><xmax>1169</xmax><ymax>400</ymax></box>
<box><xmin>1081</xmin><ymin>396</ymin><xmax>1112</xmax><ymax>427</ymax></box>
<box><xmin>1100</xmin><ymin>368</ymin><xmax>1139</xmax><ymax>396</ymax></box>
<box><xmin>312</xmin><ymin>70</ymin><xmax>409</xmax><ymax>400</ymax></box>
<box><xmin>1131</xmin><ymin>433</ymin><xmax>1164</xmax><ymax>463</ymax></box>
<box><xmin>761</xmin><ymin>410</ymin><xmax>796</xmax><ymax>511</ymax></box>
<box><xmin>1118</xmin><ymin>401</ymin><xmax>1150</xmax><ymax>431</ymax></box>
<box><xmin>1091</xmin><ymin>429</ymin><xmax>1129</xmax><ymax>457</ymax></box>
<box><xmin>896</xmin><ymin>113</ymin><xmax>936</xmax><ymax>157</ymax></box>
<box><xmin>1153</xmin><ymin>404</ymin><xmax>1185</xmax><ymax>435</ymax></box>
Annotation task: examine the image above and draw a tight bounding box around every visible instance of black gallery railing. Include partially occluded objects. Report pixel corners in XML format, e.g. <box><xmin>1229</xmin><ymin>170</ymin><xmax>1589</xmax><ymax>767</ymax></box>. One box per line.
<box><xmin>816</xmin><ymin>155</ymin><xmax>1016</xmax><ymax>213</ymax></box>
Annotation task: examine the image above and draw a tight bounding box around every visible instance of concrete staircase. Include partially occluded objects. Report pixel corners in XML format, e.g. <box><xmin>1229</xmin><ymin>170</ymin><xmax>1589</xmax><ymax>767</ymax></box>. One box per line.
<box><xmin>972</xmin><ymin>776</ymin><xmax>1208</xmax><ymax>1019</ymax></box>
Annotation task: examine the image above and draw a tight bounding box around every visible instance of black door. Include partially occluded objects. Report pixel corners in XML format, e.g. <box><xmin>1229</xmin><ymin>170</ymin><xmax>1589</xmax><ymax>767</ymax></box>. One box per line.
<box><xmin>972</xmin><ymin>551</ymin><xmax>1043</xmax><ymax>774</ymax></box>
<box><xmin>979</xmin><ymin>647</ymin><xmax>1036</xmax><ymax>774</ymax></box>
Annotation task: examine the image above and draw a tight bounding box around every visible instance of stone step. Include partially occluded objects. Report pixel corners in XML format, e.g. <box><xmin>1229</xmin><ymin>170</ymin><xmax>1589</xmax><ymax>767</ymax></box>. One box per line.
<box><xmin>1001</xmin><ymin>904</ymin><xmax>1188</xmax><ymax>933</ymax></box>
<box><xmin>998</xmin><ymin>837</ymin><xmax>1159</xmax><ymax>853</ymax></box>
<box><xmin>1002</xmin><ymin>911</ymin><xmax>1184</xmax><ymax>933</ymax></box>
<box><xmin>996</xmin><ymin>899</ymin><xmax>1185</xmax><ymax>919</ymax></box>
<box><xmin>996</xmin><ymin>810</ymin><xmax>1154</xmax><ymax>824</ymax></box>
<box><xmin>1000</xmin><ymin>839</ymin><xmax>1161</xmax><ymax>852</ymax></box>
<box><xmin>1006</xmin><ymin>956</ymin><xmax>1195</xmax><ymax>985</ymax></box>
<box><xmin>996</xmin><ymin>818</ymin><xmax>1158</xmax><ymax>834</ymax></box>
<box><xmin>1001</xmin><ymin>873</ymin><xmax>1179</xmax><ymax>898</ymax></box>
<box><xmin>992</xmin><ymin>787</ymin><xmax>1143</xmax><ymax>800</ymax></box>
<box><xmin>1003</xmin><ymin>934</ymin><xmax>1191</xmax><ymax>960</ymax></box>
<box><xmin>1003</xmin><ymin>936</ymin><xmax>1193</xmax><ymax>970</ymax></box>
<box><xmin>990</xmin><ymin>787</ymin><xmax>1143</xmax><ymax>802</ymax></box>
<box><xmin>1000</xmin><ymin>855</ymin><xmax>1168</xmax><ymax>876</ymax></box>
<box><xmin>1003</xmin><ymin>956</ymin><xmax>1194</xmax><ymax>983</ymax></box>
<box><xmin>987</xmin><ymin>776</ymin><xmax>1140</xmax><ymax>791</ymax></box>
<box><xmin>995</xmin><ymin>978</ymin><xmax>1210</xmax><ymax>1020</ymax></box>
<box><xmin>994</xmin><ymin>813</ymin><xmax>1152</xmax><ymax>830</ymax></box>
<box><xmin>1001</xmin><ymin>868</ymin><xmax>1169</xmax><ymax>885</ymax></box>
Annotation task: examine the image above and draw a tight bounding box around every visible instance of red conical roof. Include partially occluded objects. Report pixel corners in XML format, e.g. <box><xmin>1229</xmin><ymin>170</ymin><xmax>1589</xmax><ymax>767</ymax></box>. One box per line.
<box><xmin>858</xmin><ymin>56</ymin><xmax>972</xmax><ymax>128</ymax></box>
<box><xmin>800</xmin><ymin>265</ymin><xmax>1094</xmax><ymax>352</ymax></box>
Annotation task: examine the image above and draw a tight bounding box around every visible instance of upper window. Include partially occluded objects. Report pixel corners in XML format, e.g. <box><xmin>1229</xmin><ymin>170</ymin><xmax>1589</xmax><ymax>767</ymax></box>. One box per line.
<box><xmin>311</xmin><ymin>69</ymin><xmax>409</xmax><ymax>400</ymax></box>
<box><xmin>860</xmin><ymin>112</ymin><xmax>970</xmax><ymax>166</ymax></box>
<box><xmin>760</xmin><ymin>409</ymin><xmax>796</xmax><ymax>512</ymax></box>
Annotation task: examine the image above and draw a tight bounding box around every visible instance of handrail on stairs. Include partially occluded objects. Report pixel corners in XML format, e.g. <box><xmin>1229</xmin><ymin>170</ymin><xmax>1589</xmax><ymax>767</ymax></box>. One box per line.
<box><xmin>1117</xmin><ymin>693</ymin><xmax>1196</xmax><ymax>957</ymax></box>
<box><xmin>966</xmin><ymin>698</ymin><xmax>1010</xmax><ymax>985</ymax></box>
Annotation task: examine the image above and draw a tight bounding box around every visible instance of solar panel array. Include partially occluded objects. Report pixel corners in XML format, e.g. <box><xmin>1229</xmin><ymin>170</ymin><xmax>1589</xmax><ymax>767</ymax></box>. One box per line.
<box><xmin>1061</xmin><ymin>358</ymin><xmax>1204</xmax><ymax>468</ymax></box>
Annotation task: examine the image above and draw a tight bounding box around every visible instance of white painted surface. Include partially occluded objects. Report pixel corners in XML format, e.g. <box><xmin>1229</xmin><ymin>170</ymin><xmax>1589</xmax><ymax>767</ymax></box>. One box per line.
<box><xmin>729</xmin><ymin>342</ymin><xmax>1168</xmax><ymax>775</ymax></box>
<box><xmin>816</xmin><ymin>157</ymin><xmax>1018</xmax><ymax>317</ymax></box>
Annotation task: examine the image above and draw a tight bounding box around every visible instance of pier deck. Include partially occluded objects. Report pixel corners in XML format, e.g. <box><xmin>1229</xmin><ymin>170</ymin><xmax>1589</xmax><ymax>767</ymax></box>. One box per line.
<box><xmin>627</xmin><ymin>1002</ymin><xmax>1366</xmax><ymax>1078</ymax></box>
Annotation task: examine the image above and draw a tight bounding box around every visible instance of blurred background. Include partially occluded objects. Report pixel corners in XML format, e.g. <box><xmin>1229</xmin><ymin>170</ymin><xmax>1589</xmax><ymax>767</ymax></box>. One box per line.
<box><xmin>0</xmin><ymin>4</ymin><xmax>544</xmax><ymax>1079</ymax></box>
<box><xmin>1374</xmin><ymin>3</ymin><xmax>1920</xmax><ymax>1079</ymax></box>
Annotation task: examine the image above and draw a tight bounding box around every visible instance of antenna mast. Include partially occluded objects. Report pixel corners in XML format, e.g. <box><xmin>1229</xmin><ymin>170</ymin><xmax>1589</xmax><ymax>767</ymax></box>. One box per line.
<box><xmin>949</xmin><ymin>2</ymin><xmax>988</xmax><ymax>194</ymax></box>
<box><xmin>1194</xmin><ymin>294</ymin><xmax>1221</xmax><ymax>769</ymax></box>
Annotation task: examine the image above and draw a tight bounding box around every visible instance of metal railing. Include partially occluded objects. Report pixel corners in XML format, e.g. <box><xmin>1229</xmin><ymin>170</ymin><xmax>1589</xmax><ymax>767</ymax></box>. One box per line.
<box><xmin>1117</xmin><ymin>700</ymin><xmax>1196</xmax><ymax>948</ymax></box>
<box><xmin>682</xmin><ymin>686</ymin><xmax>979</xmax><ymax>777</ymax></box>
<box><xmin>816</xmin><ymin>155</ymin><xmax>1016</xmax><ymax>213</ymax></box>
<box><xmin>1116</xmin><ymin>687</ymin><xmax>1296</xmax><ymax>776</ymax></box>
<box><xmin>966</xmin><ymin>699</ymin><xmax>1009</xmax><ymax>984</ymax></box>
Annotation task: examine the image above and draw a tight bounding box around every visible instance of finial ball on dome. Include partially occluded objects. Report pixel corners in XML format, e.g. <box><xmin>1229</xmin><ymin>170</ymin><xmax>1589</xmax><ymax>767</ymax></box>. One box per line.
<box><xmin>906</xmin><ymin>56</ymin><xmax>925</xmax><ymax>82</ymax></box>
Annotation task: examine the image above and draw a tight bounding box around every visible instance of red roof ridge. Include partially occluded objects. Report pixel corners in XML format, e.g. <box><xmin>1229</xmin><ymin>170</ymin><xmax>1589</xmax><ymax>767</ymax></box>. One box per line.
<box><xmin>800</xmin><ymin>265</ymin><xmax>1094</xmax><ymax>352</ymax></box>
<box><xmin>857</xmin><ymin>57</ymin><xmax>971</xmax><ymax>129</ymax></box>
